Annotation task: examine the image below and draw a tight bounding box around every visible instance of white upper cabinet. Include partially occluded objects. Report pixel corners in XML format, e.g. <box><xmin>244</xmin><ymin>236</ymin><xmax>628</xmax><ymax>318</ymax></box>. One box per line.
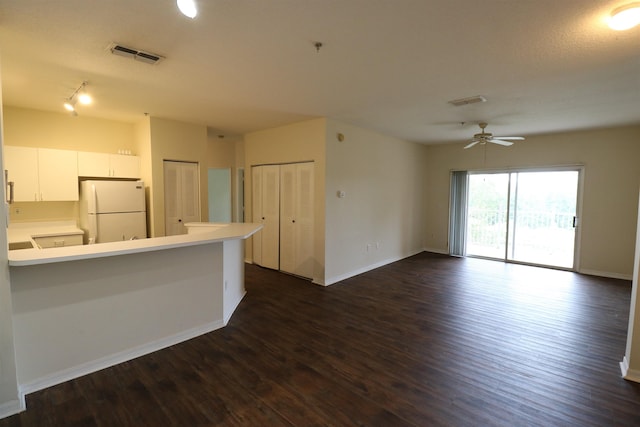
<box><xmin>5</xmin><ymin>146</ymin><xmax>78</xmax><ymax>201</ymax></box>
<box><xmin>38</xmin><ymin>148</ymin><xmax>79</xmax><ymax>201</ymax></box>
<box><xmin>4</xmin><ymin>146</ymin><xmax>39</xmax><ymax>202</ymax></box>
<box><xmin>78</xmin><ymin>151</ymin><xmax>140</xmax><ymax>178</ymax></box>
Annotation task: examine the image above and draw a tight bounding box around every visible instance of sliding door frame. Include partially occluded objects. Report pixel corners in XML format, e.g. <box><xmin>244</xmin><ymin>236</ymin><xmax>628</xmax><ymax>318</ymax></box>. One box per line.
<box><xmin>450</xmin><ymin>165</ymin><xmax>585</xmax><ymax>272</ymax></box>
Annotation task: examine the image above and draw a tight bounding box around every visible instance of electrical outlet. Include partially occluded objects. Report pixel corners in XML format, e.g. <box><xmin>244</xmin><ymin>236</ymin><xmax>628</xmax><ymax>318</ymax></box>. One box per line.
<box><xmin>376</xmin><ymin>242</ymin><xmax>380</xmax><ymax>249</ymax></box>
<box><xmin>13</xmin><ymin>207</ymin><xmax>20</xmax><ymax>215</ymax></box>
<box><xmin>366</xmin><ymin>243</ymin><xmax>371</xmax><ymax>252</ymax></box>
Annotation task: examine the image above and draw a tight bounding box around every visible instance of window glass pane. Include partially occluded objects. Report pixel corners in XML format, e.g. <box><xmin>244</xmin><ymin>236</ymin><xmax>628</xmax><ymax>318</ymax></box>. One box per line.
<box><xmin>466</xmin><ymin>173</ymin><xmax>509</xmax><ymax>259</ymax></box>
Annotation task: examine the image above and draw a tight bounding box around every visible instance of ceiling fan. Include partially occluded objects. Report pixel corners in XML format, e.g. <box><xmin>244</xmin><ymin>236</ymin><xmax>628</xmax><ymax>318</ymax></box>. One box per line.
<box><xmin>464</xmin><ymin>122</ymin><xmax>524</xmax><ymax>149</ymax></box>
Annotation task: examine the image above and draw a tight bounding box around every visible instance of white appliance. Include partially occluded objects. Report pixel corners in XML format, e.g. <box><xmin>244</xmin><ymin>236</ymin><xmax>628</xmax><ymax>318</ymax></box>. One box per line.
<box><xmin>79</xmin><ymin>180</ymin><xmax>147</xmax><ymax>244</ymax></box>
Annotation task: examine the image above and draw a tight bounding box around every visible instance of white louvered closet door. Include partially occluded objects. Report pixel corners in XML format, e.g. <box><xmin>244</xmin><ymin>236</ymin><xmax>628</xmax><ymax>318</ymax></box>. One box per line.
<box><xmin>280</xmin><ymin>162</ymin><xmax>314</xmax><ymax>278</ymax></box>
<box><xmin>164</xmin><ymin>160</ymin><xmax>200</xmax><ymax>236</ymax></box>
<box><xmin>252</xmin><ymin>165</ymin><xmax>280</xmax><ymax>270</ymax></box>
<box><xmin>251</xmin><ymin>166</ymin><xmax>263</xmax><ymax>266</ymax></box>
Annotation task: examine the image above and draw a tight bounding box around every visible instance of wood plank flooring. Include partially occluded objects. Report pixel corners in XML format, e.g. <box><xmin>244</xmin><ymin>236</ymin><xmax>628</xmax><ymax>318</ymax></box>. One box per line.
<box><xmin>2</xmin><ymin>252</ymin><xmax>639</xmax><ymax>426</ymax></box>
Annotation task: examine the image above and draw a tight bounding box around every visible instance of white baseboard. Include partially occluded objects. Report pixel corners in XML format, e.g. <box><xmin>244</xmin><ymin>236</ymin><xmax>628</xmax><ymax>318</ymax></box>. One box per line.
<box><xmin>620</xmin><ymin>356</ymin><xmax>640</xmax><ymax>383</ymax></box>
<box><xmin>19</xmin><ymin>320</ymin><xmax>225</xmax><ymax>398</ymax></box>
<box><xmin>224</xmin><ymin>291</ymin><xmax>246</xmax><ymax>325</ymax></box>
<box><xmin>422</xmin><ymin>247</ymin><xmax>449</xmax><ymax>255</ymax></box>
<box><xmin>0</xmin><ymin>399</ymin><xmax>24</xmax><ymax>420</ymax></box>
<box><xmin>324</xmin><ymin>249</ymin><xmax>423</xmax><ymax>286</ymax></box>
<box><xmin>579</xmin><ymin>269</ymin><xmax>632</xmax><ymax>281</ymax></box>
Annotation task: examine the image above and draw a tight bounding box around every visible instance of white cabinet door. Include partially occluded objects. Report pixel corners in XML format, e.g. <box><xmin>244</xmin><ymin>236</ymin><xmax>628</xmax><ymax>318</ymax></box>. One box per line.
<box><xmin>77</xmin><ymin>151</ymin><xmax>110</xmax><ymax>177</ymax></box>
<box><xmin>252</xmin><ymin>165</ymin><xmax>280</xmax><ymax>270</ymax></box>
<box><xmin>4</xmin><ymin>146</ymin><xmax>39</xmax><ymax>202</ymax></box>
<box><xmin>38</xmin><ymin>148</ymin><xmax>78</xmax><ymax>201</ymax></box>
<box><xmin>110</xmin><ymin>154</ymin><xmax>140</xmax><ymax>178</ymax></box>
<box><xmin>164</xmin><ymin>161</ymin><xmax>200</xmax><ymax>236</ymax></box>
<box><xmin>4</xmin><ymin>146</ymin><xmax>78</xmax><ymax>201</ymax></box>
<box><xmin>78</xmin><ymin>152</ymin><xmax>140</xmax><ymax>178</ymax></box>
<box><xmin>280</xmin><ymin>162</ymin><xmax>314</xmax><ymax>278</ymax></box>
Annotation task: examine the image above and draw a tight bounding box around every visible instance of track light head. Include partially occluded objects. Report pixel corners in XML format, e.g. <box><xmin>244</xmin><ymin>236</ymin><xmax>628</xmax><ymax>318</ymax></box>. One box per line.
<box><xmin>63</xmin><ymin>98</ymin><xmax>76</xmax><ymax>112</ymax></box>
<box><xmin>63</xmin><ymin>81</ymin><xmax>91</xmax><ymax>115</ymax></box>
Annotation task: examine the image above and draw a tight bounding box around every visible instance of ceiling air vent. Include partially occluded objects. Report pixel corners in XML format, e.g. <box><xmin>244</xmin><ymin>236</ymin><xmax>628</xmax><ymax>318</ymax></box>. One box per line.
<box><xmin>109</xmin><ymin>43</ymin><xmax>164</xmax><ymax>65</ymax></box>
<box><xmin>448</xmin><ymin>95</ymin><xmax>487</xmax><ymax>107</ymax></box>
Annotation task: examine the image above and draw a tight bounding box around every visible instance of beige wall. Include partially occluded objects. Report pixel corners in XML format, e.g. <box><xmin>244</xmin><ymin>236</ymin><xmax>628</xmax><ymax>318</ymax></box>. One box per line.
<box><xmin>324</xmin><ymin>119</ymin><xmax>427</xmax><ymax>284</ymax></box>
<box><xmin>148</xmin><ymin>117</ymin><xmax>208</xmax><ymax>237</ymax></box>
<box><xmin>244</xmin><ymin>118</ymin><xmax>327</xmax><ymax>282</ymax></box>
<box><xmin>3</xmin><ymin>106</ymin><xmax>135</xmax><ymax>152</ymax></box>
<box><xmin>424</xmin><ymin>124</ymin><xmax>640</xmax><ymax>278</ymax></box>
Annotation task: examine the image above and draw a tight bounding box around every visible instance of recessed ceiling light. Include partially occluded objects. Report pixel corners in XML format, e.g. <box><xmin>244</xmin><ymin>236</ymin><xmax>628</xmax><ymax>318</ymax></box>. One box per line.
<box><xmin>177</xmin><ymin>0</ymin><xmax>197</xmax><ymax>19</ymax></box>
<box><xmin>608</xmin><ymin>2</ymin><xmax>640</xmax><ymax>30</ymax></box>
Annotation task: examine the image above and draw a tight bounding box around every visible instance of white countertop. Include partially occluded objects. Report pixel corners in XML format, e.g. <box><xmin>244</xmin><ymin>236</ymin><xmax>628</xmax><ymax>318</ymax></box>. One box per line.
<box><xmin>9</xmin><ymin>222</ymin><xmax>262</xmax><ymax>267</ymax></box>
<box><xmin>8</xmin><ymin>220</ymin><xmax>84</xmax><ymax>243</ymax></box>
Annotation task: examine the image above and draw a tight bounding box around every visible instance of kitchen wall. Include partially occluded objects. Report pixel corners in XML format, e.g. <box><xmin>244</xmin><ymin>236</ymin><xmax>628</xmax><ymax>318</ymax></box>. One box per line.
<box><xmin>2</xmin><ymin>108</ymin><xmax>239</xmax><ymax>236</ymax></box>
<box><xmin>424</xmin><ymin>124</ymin><xmax>640</xmax><ymax>279</ymax></box>
<box><xmin>2</xmin><ymin>106</ymin><xmax>137</xmax><ymax>223</ymax></box>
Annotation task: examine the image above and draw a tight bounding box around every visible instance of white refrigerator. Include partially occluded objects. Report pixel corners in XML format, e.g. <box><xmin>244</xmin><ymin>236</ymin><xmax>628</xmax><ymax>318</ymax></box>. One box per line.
<box><xmin>79</xmin><ymin>180</ymin><xmax>147</xmax><ymax>244</ymax></box>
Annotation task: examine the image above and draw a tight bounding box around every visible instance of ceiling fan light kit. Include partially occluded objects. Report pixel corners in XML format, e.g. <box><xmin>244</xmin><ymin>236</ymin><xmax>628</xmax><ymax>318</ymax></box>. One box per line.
<box><xmin>463</xmin><ymin>122</ymin><xmax>524</xmax><ymax>149</ymax></box>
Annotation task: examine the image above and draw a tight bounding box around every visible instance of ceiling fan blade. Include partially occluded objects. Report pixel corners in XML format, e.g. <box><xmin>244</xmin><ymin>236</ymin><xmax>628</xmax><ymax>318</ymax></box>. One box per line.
<box><xmin>488</xmin><ymin>138</ymin><xmax>514</xmax><ymax>146</ymax></box>
<box><xmin>464</xmin><ymin>141</ymin><xmax>480</xmax><ymax>149</ymax></box>
<box><xmin>493</xmin><ymin>136</ymin><xmax>524</xmax><ymax>140</ymax></box>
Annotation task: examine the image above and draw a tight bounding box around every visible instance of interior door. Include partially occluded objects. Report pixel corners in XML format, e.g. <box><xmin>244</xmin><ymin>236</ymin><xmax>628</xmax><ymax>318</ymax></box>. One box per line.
<box><xmin>164</xmin><ymin>160</ymin><xmax>200</xmax><ymax>236</ymax></box>
<box><xmin>280</xmin><ymin>162</ymin><xmax>314</xmax><ymax>278</ymax></box>
<box><xmin>252</xmin><ymin>165</ymin><xmax>280</xmax><ymax>270</ymax></box>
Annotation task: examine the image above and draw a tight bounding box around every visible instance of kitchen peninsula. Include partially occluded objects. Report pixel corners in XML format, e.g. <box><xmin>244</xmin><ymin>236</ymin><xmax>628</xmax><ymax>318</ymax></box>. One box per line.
<box><xmin>8</xmin><ymin>222</ymin><xmax>261</xmax><ymax>402</ymax></box>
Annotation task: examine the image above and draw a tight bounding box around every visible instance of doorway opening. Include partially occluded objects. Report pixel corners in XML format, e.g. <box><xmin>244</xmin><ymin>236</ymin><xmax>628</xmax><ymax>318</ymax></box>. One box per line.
<box><xmin>451</xmin><ymin>168</ymin><xmax>581</xmax><ymax>269</ymax></box>
<box><xmin>207</xmin><ymin>168</ymin><xmax>231</xmax><ymax>222</ymax></box>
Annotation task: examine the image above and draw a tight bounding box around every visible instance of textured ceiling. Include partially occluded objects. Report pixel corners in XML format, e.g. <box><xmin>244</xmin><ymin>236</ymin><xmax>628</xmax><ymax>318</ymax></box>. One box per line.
<box><xmin>0</xmin><ymin>0</ymin><xmax>638</xmax><ymax>143</ymax></box>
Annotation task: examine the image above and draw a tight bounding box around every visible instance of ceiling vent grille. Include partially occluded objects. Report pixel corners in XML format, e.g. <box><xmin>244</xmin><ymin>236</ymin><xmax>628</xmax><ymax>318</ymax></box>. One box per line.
<box><xmin>448</xmin><ymin>95</ymin><xmax>487</xmax><ymax>107</ymax></box>
<box><xmin>109</xmin><ymin>43</ymin><xmax>164</xmax><ymax>65</ymax></box>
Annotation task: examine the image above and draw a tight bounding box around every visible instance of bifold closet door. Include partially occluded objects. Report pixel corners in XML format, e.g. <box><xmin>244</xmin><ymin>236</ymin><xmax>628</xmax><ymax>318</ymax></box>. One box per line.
<box><xmin>280</xmin><ymin>162</ymin><xmax>314</xmax><ymax>278</ymax></box>
<box><xmin>252</xmin><ymin>165</ymin><xmax>280</xmax><ymax>270</ymax></box>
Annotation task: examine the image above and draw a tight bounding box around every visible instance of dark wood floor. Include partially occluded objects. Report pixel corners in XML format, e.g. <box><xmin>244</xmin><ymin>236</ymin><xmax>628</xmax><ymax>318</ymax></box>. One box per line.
<box><xmin>2</xmin><ymin>252</ymin><xmax>639</xmax><ymax>426</ymax></box>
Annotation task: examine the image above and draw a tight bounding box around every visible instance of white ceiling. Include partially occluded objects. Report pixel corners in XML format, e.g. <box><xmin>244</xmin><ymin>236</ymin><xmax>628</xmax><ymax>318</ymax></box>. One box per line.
<box><xmin>0</xmin><ymin>0</ymin><xmax>638</xmax><ymax>144</ymax></box>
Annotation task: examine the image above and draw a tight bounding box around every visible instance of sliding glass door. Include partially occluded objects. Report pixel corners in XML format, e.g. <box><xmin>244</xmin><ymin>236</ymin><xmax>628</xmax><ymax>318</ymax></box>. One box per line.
<box><xmin>464</xmin><ymin>169</ymin><xmax>579</xmax><ymax>269</ymax></box>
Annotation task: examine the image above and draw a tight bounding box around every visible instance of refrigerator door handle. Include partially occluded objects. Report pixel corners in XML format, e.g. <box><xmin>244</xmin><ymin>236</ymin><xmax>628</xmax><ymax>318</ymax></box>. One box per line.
<box><xmin>91</xmin><ymin>184</ymin><xmax>98</xmax><ymax>213</ymax></box>
<box><xmin>89</xmin><ymin>184</ymin><xmax>98</xmax><ymax>244</ymax></box>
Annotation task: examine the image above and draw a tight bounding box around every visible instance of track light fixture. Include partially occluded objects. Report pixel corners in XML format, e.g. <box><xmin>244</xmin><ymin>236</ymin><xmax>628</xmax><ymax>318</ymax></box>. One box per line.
<box><xmin>177</xmin><ymin>0</ymin><xmax>197</xmax><ymax>18</ymax></box>
<box><xmin>63</xmin><ymin>81</ymin><xmax>91</xmax><ymax>115</ymax></box>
